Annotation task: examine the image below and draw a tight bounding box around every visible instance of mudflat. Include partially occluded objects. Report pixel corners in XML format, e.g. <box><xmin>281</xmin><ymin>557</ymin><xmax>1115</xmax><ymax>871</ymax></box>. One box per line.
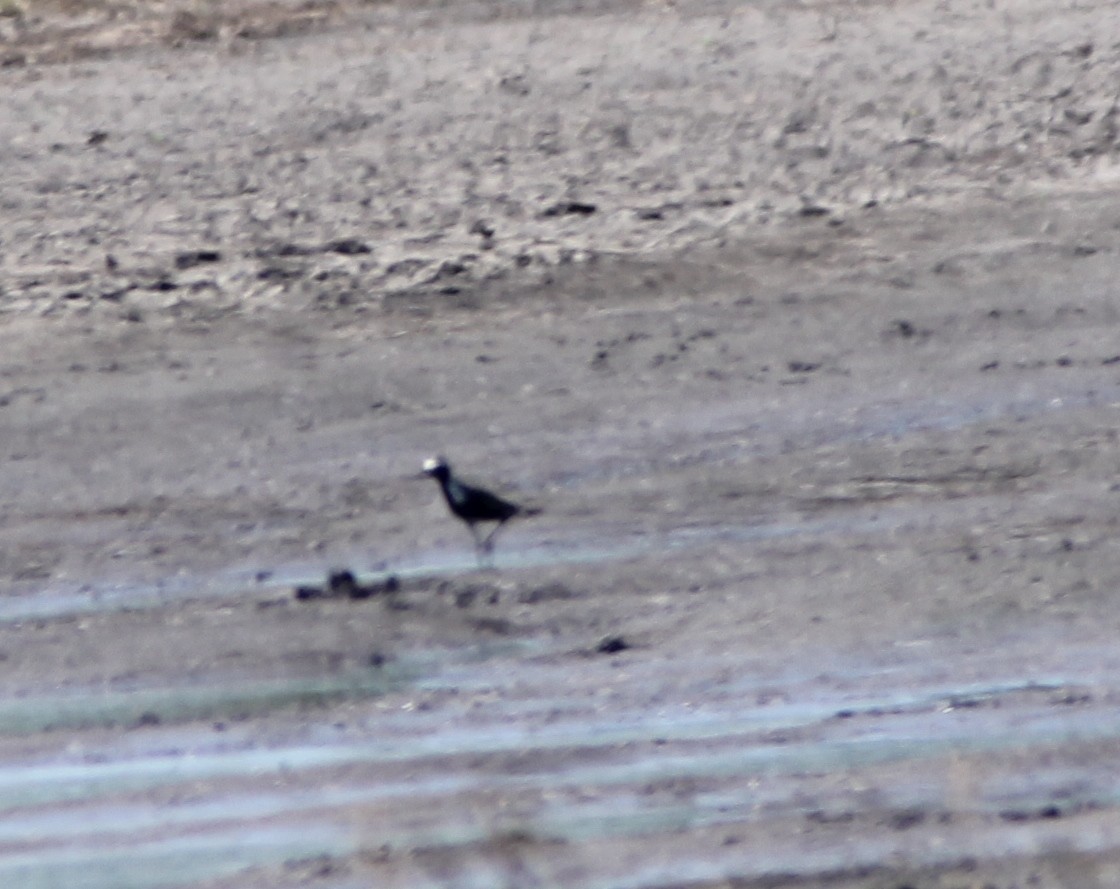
<box><xmin>2</xmin><ymin>1</ymin><xmax>1120</xmax><ymax>886</ymax></box>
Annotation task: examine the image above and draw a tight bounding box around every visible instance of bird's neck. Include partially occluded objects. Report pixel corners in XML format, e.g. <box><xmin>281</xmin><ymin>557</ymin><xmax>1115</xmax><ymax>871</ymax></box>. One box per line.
<box><xmin>442</xmin><ymin>478</ymin><xmax>468</xmax><ymax>507</ymax></box>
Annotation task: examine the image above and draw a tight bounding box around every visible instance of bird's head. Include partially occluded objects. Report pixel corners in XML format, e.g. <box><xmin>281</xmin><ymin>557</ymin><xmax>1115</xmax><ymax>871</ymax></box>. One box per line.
<box><xmin>422</xmin><ymin>456</ymin><xmax>451</xmax><ymax>481</ymax></box>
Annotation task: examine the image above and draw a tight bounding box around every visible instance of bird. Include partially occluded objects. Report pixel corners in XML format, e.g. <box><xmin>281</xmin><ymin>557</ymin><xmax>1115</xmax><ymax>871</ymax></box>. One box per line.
<box><xmin>422</xmin><ymin>456</ymin><xmax>537</xmax><ymax>565</ymax></box>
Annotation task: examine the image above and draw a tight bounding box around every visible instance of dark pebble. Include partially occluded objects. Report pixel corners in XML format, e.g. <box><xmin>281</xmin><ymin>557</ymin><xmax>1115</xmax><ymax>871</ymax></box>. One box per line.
<box><xmin>597</xmin><ymin>635</ymin><xmax>629</xmax><ymax>654</ymax></box>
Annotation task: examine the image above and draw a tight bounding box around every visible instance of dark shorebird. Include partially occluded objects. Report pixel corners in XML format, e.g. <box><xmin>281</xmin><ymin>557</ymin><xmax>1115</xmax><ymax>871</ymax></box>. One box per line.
<box><xmin>422</xmin><ymin>456</ymin><xmax>536</xmax><ymax>565</ymax></box>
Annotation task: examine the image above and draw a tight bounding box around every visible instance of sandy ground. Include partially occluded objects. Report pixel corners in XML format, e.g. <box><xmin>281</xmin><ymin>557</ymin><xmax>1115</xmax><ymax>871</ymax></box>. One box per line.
<box><xmin>4</xmin><ymin>0</ymin><xmax>1120</xmax><ymax>886</ymax></box>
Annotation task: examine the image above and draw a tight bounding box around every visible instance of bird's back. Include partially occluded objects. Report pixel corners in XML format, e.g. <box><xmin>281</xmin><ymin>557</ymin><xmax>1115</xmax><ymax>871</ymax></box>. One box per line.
<box><xmin>446</xmin><ymin>478</ymin><xmax>520</xmax><ymax>523</ymax></box>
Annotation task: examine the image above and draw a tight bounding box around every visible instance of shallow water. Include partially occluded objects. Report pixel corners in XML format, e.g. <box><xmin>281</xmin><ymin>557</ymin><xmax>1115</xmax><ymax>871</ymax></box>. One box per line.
<box><xmin>2</xmin><ymin>634</ymin><xmax>1118</xmax><ymax>887</ymax></box>
<box><xmin>0</xmin><ymin>824</ymin><xmax>345</xmax><ymax>889</ymax></box>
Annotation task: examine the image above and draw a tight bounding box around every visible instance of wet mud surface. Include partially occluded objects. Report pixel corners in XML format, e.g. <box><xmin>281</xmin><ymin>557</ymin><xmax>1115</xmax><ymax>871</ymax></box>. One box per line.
<box><xmin>4</xmin><ymin>0</ymin><xmax>1120</xmax><ymax>886</ymax></box>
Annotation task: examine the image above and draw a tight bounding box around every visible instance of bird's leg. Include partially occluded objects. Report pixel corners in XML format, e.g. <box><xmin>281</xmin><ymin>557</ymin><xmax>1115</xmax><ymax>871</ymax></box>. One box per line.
<box><xmin>468</xmin><ymin>523</ymin><xmax>488</xmax><ymax>567</ymax></box>
<box><xmin>480</xmin><ymin>519</ymin><xmax>508</xmax><ymax>554</ymax></box>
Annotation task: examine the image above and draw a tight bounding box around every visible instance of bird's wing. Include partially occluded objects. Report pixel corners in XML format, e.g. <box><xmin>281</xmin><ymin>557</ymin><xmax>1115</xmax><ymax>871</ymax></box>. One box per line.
<box><xmin>464</xmin><ymin>484</ymin><xmax>521</xmax><ymax>519</ymax></box>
